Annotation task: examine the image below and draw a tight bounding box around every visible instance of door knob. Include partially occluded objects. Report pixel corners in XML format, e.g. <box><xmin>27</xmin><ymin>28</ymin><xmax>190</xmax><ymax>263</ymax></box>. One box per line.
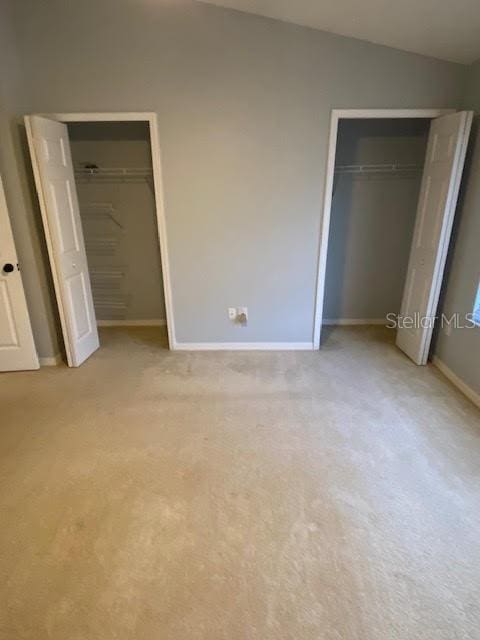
<box><xmin>3</xmin><ymin>263</ymin><xmax>15</xmax><ymax>273</ymax></box>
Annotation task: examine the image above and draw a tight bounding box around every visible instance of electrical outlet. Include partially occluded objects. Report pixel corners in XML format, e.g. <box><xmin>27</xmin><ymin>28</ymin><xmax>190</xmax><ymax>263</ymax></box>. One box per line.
<box><xmin>237</xmin><ymin>307</ymin><xmax>248</xmax><ymax>322</ymax></box>
<box><xmin>228</xmin><ymin>307</ymin><xmax>248</xmax><ymax>325</ymax></box>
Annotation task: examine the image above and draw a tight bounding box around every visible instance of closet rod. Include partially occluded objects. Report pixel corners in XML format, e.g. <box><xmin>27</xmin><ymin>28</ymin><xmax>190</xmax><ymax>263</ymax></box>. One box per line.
<box><xmin>74</xmin><ymin>166</ymin><xmax>153</xmax><ymax>181</ymax></box>
<box><xmin>335</xmin><ymin>163</ymin><xmax>421</xmax><ymax>175</ymax></box>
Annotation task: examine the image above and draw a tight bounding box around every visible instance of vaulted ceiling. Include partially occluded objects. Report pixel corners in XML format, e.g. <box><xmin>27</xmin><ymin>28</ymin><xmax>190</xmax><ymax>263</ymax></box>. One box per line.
<box><xmin>196</xmin><ymin>0</ymin><xmax>480</xmax><ymax>64</ymax></box>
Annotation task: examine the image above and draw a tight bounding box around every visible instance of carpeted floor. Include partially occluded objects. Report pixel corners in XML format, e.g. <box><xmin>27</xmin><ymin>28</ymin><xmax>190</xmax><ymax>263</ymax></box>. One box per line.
<box><xmin>1</xmin><ymin>326</ymin><xmax>479</xmax><ymax>640</ymax></box>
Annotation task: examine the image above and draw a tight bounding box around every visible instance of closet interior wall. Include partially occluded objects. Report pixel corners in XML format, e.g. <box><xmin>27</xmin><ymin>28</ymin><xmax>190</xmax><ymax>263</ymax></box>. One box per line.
<box><xmin>68</xmin><ymin>122</ymin><xmax>166</xmax><ymax>324</ymax></box>
<box><xmin>323</xmin><ymin>118</ymin><xmax>431</xmax><ymax>323</ymax></box>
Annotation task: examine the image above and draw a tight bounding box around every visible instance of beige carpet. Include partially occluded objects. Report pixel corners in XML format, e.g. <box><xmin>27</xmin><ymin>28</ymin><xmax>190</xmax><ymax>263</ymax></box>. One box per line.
<box><xmin>1</xmin><ymin>326</ymin><xmax>479</xmax><ymax>640</ymax></box>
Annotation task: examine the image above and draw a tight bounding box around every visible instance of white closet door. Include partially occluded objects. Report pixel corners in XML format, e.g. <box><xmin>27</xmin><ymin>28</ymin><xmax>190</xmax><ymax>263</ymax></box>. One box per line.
<box><xmin>26</xmin><ymin>115</ymin><xmax>99</xmax><ymax>367</ymax></box>
<box><xmin>396</xmin><ymin>111</ymin><xmax>473</xmax><ymax>365</ymax></box>
<box><xmin>0</xmin><ymin>175</ymin><xmax>39</xmax><ymax>371</ymax></box>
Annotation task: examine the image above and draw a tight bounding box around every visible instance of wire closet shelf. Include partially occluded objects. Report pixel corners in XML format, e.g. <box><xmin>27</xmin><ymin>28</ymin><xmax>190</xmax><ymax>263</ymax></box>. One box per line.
<box><xmin>74</xmin><ymin>166</ymin><xmax>153</xmax><ymax>183</ymax></box>
<box><xmin>334</xmin><ymin>163</ymin><xmax>421</xmax><ymax>175</ymax></box>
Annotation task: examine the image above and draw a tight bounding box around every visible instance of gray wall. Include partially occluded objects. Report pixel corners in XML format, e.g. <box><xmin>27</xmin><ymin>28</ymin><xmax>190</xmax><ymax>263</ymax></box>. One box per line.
<box><xmin>0</xmin><ymin>0</ymin><xmax>60</xmax><ymax>359</ymax></box>
<box><xmin>433</xmin><ymin>61</ymin><xmax>480</xmax><ymax>395</ymax></box>
<box><xmin>68</xmin><ymin>122</ymin><xmax>166</xmax><ymax>322</ymax></box>
<box><xmin>324</xmin><ymin>119</ymin><xmax>429</xmax><ymax>321</ymax></box>
<box><xmin>8</xmin><ymin>0</ymin><xmax>467</xmax><ymax>346</ymax></box>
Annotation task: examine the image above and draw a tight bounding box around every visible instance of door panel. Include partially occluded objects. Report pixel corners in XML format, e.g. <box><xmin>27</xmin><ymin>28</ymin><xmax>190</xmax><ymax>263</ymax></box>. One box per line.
<box><xmin>396</xmin><ymin>111</ymin><xmax>473</xmax><ymax>365</ymax></box>
<box><xmin>0</xmin><ymin>175</ymin><xmax>39</xmax><ymax>372</ymax></box>
<box><xmin>68</xmin><ymin>272</ymin><xmax>92</xmax><ymax>339</ymax></box>
<box><xmin>26</xmin><ymin>115</ymin><xmax>99</xmax><ymax>367</ymax></box>
<box><xmin>50</xmin><ymin>180</ymin><xmax>80</xmax><ymax>253</ymax></box>
<box><xmin>0</xmin><ymin>280</ymin><xmax>20</xmax><ymax>349</ymax></box>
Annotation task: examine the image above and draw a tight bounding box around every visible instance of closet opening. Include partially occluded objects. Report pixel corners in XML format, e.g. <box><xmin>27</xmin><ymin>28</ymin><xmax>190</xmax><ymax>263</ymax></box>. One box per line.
<box><xmin>67</xmin><ymin>121</ymin><xmax>167</xmax><ymax>351</ymax></box>
<box><xmin>26</xmin><ymin>112</ymin><xmax>174</xmax><ymax>367</ymax></box>
<box><xmin>323</xmin><ymin>117</ymin><xmax>430</xmax><ymax>327</ymax></box>
<box><xmin>314</xmin><ymin>109</ymin><xmax>472</xmax><ymax>365</ymax></box>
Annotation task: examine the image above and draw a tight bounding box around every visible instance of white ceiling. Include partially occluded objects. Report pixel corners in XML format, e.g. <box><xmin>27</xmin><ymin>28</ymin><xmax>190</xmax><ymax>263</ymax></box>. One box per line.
<box><xmin>196</xmin><ymin>0</ymin><xmax>480</xmax><ymax>64</ymax></box>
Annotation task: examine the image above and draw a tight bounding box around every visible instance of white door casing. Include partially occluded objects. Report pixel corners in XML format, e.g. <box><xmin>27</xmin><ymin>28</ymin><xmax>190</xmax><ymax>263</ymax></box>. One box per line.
<box><xmin>313</xmin><ymin>109</ymin><xmax>453</xmax><ymax>350</ymax></box>
<box><xmin>26</xmin><ymin>115</ymin><xmax>99</xmax><ymax>367</ymax></box>
<box><xmin>396</xmin><ymin>111</ymin><xmax>473</xmax><ymax>365</ymax></box>
<box><xmin>0</xmin><ymin>175</ymin><xmax>39</xmax><ymax>371</ymax></box>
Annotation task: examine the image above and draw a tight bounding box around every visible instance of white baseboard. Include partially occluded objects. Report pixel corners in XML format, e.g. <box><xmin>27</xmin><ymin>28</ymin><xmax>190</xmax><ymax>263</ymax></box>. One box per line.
<box><xmin>97</xmin><ymin>319</ymin><xmax>166</xmax><ymax>327</ymax></box>
<box><xmin>322</xmin><ymin>318</ymin><xmax>386</xmax><ymax>326</ymax></box>
<box><xmin>432</xmin><ymin>356</ymin><xmax>480</xmax><ymax>409</ymax></box>
<box><xmin>173</xmin><ymin>342</ymin><xmax>314</xmax><ymax>351</ymax></box>
<box><xmin>39</xmin><ymin>353</ymin><xmax>62</xmax><ymax>366</ymax></box>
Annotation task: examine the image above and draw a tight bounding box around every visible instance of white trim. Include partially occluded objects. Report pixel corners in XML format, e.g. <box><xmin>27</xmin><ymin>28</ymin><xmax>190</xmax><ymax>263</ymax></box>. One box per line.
<box><xmin>43</xmin><ymin>112</ymin><xmax>156</xmax><ymax>122</ymax></box>
<box><xmin>148</xmin><ymin>114</ymin><xmax>176</xmax><ymax>349</ymax></box>
<box><xmin>97</xmin><ymin>319</ymin><xmax>166</xmax><ymax>327</ymax></box>
<box><xmin>313</xmin><ymin>110</ymin><xmax>338</xmax><ymax>350</ymax></box>
<box><xmin>322</xmin><ymin>318</ymin><xmax>386</xmax><ymax>326</ymax></box>
<box><xmin>313</xmin><ymin>108</ymin><xmax>456</xmax><ymax>350</ymax></box>
<box><xmin>173</xmin><ymin>342</ymin><xmax>314</xmax><ymax>351</ymax></box>
<box><xmin>28</xmin><ymin>111</ymin><xmax>176</xmax><ymax>352</ymax></box>
<box><xmin>39</xmin><ymin>353</ymin><xmax>62</xmax><ymax>366</ymax></box>
<box><xmin>331</xmin><ymin>109</ymin><xmax>454</xmax><ymax>120</ymax></box>
<box><xmin>432</xmin><ymin>356</ymin><xmax>480</xmax><ymax>409</ymax></box>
